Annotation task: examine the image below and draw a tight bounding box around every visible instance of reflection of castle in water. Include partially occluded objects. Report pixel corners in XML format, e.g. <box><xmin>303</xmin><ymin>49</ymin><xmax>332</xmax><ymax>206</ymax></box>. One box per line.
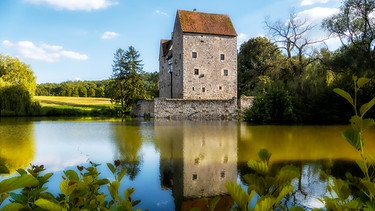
<box><xmin>155</xmin><ymin>120</ymin><xmax>237</xmax><ymax>210</ymax></box>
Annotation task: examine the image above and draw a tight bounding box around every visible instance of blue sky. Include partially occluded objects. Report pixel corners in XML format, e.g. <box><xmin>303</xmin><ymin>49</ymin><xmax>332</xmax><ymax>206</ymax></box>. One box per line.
<box><xmin>0</xmin><ymin>0</ymin><xmax>341</xmax><ymax>83</ymax></box>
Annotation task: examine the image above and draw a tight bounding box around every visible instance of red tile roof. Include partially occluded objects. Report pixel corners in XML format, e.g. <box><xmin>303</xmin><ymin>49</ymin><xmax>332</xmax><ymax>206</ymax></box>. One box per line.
<box><xmin>177</xmin><ymin>10</ymin><xmax>237</xmax><ymax>37</ymax></box>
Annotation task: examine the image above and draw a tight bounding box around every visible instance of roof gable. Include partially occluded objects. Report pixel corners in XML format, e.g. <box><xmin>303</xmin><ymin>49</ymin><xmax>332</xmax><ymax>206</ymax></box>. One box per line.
<box><xmin>177</xmin><ymin>10</ymin><xmax>237</xmax><ymax>37</ymax></box>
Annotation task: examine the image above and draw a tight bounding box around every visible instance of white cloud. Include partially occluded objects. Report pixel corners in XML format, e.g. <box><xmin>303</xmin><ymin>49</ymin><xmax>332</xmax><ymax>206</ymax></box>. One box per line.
<box><xmin>297</xmin><ymin>7</ymin><xmax>340</xmax><ymax>22</ymax></box>
<box><xmin>101</xmin><ymin>31</ymin><xmax>119</xmax><ymax>40</ymax></box>
<box><xmin>2</xmin><ymin>40</ymin><xmax>88</xmax><ymax>62</ymax></box>
<box><xmin>237</xmin><ymin>33</ymin><xmax>250</xmax><ymax>49</ymax></box>
<box><xmin>25</xmin><ymin>0</ymin><xmax>117</xmax><ymax>11</ymax></box>
<box><xmin>155</xmin><ymin>10</ymin><xmax>168</xmax><ymax>16</ymax></box>
<box><xmin>301</xmin><ymin>0</ymin><xmax>329</xmax><ymax>6</ymax></box>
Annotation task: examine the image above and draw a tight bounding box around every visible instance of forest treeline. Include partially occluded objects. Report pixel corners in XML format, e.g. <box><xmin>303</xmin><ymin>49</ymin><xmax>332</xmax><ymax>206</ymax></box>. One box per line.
<box><xmin>35</xmin><ymin>72</ymin><xmax>159</xmax><ymax>100</ymax></box>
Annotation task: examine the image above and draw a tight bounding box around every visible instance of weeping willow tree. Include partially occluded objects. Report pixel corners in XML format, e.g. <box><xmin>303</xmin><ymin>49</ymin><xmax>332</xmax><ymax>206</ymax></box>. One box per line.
<box><xmin>0</xmin><ymin>54</ymin><xmax>40</xmax><ymax>116</ymax></box>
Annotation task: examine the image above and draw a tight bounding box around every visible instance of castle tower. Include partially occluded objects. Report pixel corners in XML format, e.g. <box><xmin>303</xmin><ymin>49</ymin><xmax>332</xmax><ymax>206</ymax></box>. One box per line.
<box><xmin>159</xmin><ymin>10</ymin><xmax>237</xmax><ymax>100</ymax></box>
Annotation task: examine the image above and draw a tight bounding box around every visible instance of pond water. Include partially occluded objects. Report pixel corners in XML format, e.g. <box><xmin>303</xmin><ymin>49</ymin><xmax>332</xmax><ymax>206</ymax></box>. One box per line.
<box><xmin>1</xmin><ymin>118</ymin><xmax>375</xmax><ymax>210</ymax></box>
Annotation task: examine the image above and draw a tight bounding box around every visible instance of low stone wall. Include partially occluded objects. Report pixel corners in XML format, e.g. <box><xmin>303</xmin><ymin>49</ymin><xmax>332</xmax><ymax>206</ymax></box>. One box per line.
<box><xmin>153</xmin><ymin>98</ymin><xmax>238</xmax><ymax>120</ymax></box>
<box><xmin>132</xmin><ymin>100</ymin><xmax>154</xmax><ymax>117</ymax></box>
<box><xmin>238</xmin><ymin>96</ymin><xmax>254</xmax><ymax>114</ymax></box>
<box><xmin>132</xmin><ymin>96</ymin><xmax>254</xmax><ymax>120</ymax></box>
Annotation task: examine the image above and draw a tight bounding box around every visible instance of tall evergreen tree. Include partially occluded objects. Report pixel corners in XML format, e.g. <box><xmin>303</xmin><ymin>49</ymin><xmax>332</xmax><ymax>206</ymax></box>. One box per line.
<box><xmin>109</xmin><ymin>46</ymin><xmax>146</xmax><ymax>112</ymax></box>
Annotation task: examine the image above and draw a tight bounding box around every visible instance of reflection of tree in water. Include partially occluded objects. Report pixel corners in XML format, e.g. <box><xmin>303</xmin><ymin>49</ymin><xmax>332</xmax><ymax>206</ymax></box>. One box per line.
<box><xmin>0</xmin><ymin>120</ymin><xmax>35</xmax><ymax>174</ymax></box>
<box><xmin>113</xmin><ymin>124</ymin><xmax>143</xmax><ymax>180</ymax></box>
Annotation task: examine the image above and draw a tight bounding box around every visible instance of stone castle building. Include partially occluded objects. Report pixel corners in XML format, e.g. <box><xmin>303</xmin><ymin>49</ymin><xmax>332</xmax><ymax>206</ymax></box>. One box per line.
<box><xmin>159</xmin><ymin>9</ymin><xmax>237</xmax><ymax>100</ymax></box>
<box><xmin>132</xmin><ymin>10</ymin><xmax>253</xmax><ymax>119</ymax></box>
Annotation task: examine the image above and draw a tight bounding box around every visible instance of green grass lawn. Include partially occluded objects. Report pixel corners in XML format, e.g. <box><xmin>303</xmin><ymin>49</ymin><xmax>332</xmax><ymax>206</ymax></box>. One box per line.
<box><xmin>33</xmin><ymin>96</ymin><xmax>121</xmax><ymax>116</ymax></box>
<box><xmin>34</xmin><ymin>96</ymin><xmax>113</xmax><ymax>109</ymax></box>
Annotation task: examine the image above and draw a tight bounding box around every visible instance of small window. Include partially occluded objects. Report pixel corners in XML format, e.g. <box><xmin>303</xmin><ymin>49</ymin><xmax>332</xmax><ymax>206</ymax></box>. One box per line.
<box><xmin>219</xmin><ymin>86</ymin><xmax>222</xmax><ymax>90</ymax></box>
<box><xmin>223</xmin><ymin>69</ymin><xmax>228</xmax><ymax>76</ymax></box>
<box><xmin>192</xmin><ymin>52</ymin><xmax>197</xmax><ymax>58</ymax></box>
<box><xmin>202</xmin><ymin>87</ymin><xmax>205</xmax><ymax>92</ymax></box>
<box><xmin>220</xmin><ymin>54</ymin><xmax>225</xmax><ymax>60</ymax></box>
<box><xmin>192</xmin><ymin>174</ymin><xmax>198</xmax><ymax>180</ymax></box>
<box><xmin>221</xmin><ymin>171</ymin><xmax>225</xmax><ymax>178</ymax></box>
<box><xmin>179</xmin><ymin>53</ymin><xmax>181</xmax><ymax>59</ymax></box>
<box><xmin>192</xmin><ymin>87</ymin><xmax>195</xmax><ymax>91</ymax></box>
<box><xmin>194</xmin><ymin>69</ymin><xmax>199</xmax><ymax>75</ymax></box>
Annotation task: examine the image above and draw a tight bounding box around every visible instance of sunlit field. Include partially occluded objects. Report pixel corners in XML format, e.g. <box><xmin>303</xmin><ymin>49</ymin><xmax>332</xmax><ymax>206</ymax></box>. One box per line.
<box><xmin>34</xmin><ymin>96</ymin><xmax>113</xmax><ymax>110</ymax></box>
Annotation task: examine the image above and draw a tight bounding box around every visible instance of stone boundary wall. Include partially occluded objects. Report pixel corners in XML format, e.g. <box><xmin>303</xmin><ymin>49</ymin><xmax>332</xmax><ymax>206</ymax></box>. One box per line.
<box><xmin>154</xmin><ymin>98</ymin><xmax>238</xmax><ymax>120</ymax></box>
<box><xmin>238</xmin><ymin>96</ymin><xmax>254</xmax><ymax>114</ymax></box>
<box><xmin>132</xmin><ymin>97</ymin><xmax>254</xmax><ymax>120</ymax></box>
<box><xmin>132</xmin><ymin>100</ymin><xmax>154</xmax><ymax>117</ymax></box>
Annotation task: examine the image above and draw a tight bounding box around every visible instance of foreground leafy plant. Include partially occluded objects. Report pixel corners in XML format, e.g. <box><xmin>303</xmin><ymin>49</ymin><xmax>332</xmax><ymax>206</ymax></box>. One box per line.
<box><xmin>225</xmin><ymin>149</ymin><xmax>302</xmax><ymax>211</ymax></box>
<box><xmin>0</xmin><ymin>161</ymin><xmax>142</xmax><ymax>211</ymax></box>
<box><xmin>316</xmin><ymin>76</ymin><xmax>375</xmax><ymax>210</ymax></box>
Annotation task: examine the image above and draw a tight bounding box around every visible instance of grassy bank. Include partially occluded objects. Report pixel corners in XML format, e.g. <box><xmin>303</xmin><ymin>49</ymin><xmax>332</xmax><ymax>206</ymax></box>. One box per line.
<box><xmin>34</xmin><ymin>96</ymin><xmax>122</xmax><ymax>117</ymax></box>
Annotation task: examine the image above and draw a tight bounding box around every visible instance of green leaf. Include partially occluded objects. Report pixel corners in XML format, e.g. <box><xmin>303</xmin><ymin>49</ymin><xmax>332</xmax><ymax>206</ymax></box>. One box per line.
<box><xmin>107</xmin><ymin>163</ymin><xmax>116</xmax><ymax>174</ymax></box>
<box><xmin>361</xmin><ymin>180</ymin><xmax>375</xmax><ymax>198</ymax></box>
<box><xmin>225</xmin><ymin>182</ymin><xmax>251</xmax><ymax>210</ymax></box>
<box><xmin>209</xmin><ymin>196</ymin><xmax>221</xmax><ymax>211</ymax></box>
<box><xmin>59</xmin><ymin>180</ymin><xmax>76</xmax><ymax>196</ymax></box>
<box><xmin>9</xmin><ymin>192</ymin><xmax>27</xmax><ymax>203</ymax></box>
<box><xmin>124</xmin><ymin>187</ymin><xmax>134</xmax><ymax>199</ymax></box>
<box><xmin>275</xmin><ymin>185</ymin><xmax>294</xmax><ymax>204</ymax></box>
<box><xmin>342</xmin><ymin>128</ymin><xmax>362</xmax><ymax>151</ymax></box>
<box><xmin>0</xmin><ymin>174</ymin><xmax>39</xmax><ymax>193</ymax></box>
<box><xmin>257</xmin><ymin>149</ymin><xmax>271</xmax><ymax>163</ymax></box>
<box><xmin>360</xmin><ymin>97</ymin><xmax>375</xmax><ymax>117</ymax></box>
<box><xmin>0</xmin><ymin>202</ymin><xmax>25</xmax><ymax>211</ymax></box>
<box><xmin>64</xmin><ymin>169</ymin><xmax>79</xmax><ymax>181</ymax></box>
<box><xmin>357</xmin><ymin>77</ymin><xmax>370</xmax><ymax>89</ymax></box>
<box><xmin>290</xmin><ymin>206</ymin><xmax>307</xmax><ymax>211</ymax></box>
<box><xmin>0</xmin><ymin>164</ymin><xmax>9</xmax><ymax>174</ymax></box>
<box><xmin>118</xmin><ymin>168</ymin><xmax>127</xmax><ymax>182</ymax></box>
<box><xmin>247</xmin><ymin>160</ymin><xmax>269</xmax><ymax>175</ymax></box>
<box><xmin>16</xmin><ymin>169</ymin><xmax>27</xmax><ymax>175</ymax></box>
<box><xmin>35</xmin><ymin>198</ymin><xmax>62</xmax><ymax>211</ymax></box>
<box><xmin>254</xmin><ymin>196</ymin><xmax>274</xmax><ymax>211</ymax></box>
<box><xmin>333</xmin><ymin>88</ymin><xmax>354</xmax><ymax>106</ymax></box>
<box><xmin>356</xmin><ymin>160</ymin><xmax>368</xmax><ymax>178</ymax></box>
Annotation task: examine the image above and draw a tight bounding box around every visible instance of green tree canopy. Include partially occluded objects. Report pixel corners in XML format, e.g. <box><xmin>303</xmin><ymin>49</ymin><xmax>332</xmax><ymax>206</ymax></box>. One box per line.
<box><xmin>238</xmin><ymin>37</ymin><xmax>284</xmax><ymax>96</ymax></box>
<box><xmin>0</xmin><ymin>54</ymin><xmax>36</xmax><ymax>95</ymax></box>
<box><xmin>322</xmin><ymin>0</ymin><xmax>375</xmax><ymax>72</ymax></box>
<box><xmin>109</xmin><ymin>46</ymin><xmax>146</xmax><ymax>111</ymax></box>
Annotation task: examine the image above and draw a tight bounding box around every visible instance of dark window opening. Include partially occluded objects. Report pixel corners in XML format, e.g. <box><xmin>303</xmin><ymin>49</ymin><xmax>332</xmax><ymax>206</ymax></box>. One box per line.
<box><xmin>192</xmin><ymin>174</ymin><xmax>198</xmax><ymax>180</ymax></box>
<box><xmin>192</xmin><ymin>52</ymin><xmax>197</xmax><ymax>58</ymax></box>
<box><xmin>220</xmin><ymin>54</ymin><xmax>225</xmax><ymax>60</ymax></box>
<box><xmin>223</xmin><ymin>69</ymin><xmax>228</xmax><ymax>76</ymax></box>
<box><xmin>202</xmin><ymin>87</ymin><xmax>205</xmax><ymax>92</ymax></box>
<box><xmin>219</xmin><ymin>86</ymin><xmax>222</xmax><ymax>90</ymax></box>
<box><xmin>194</xmin><ymin>69</ymin><xmax>199</xmax><ymax>75</ymax></box>
<box><xmin>221</xmin><ymin>171</ymin><xmax>225</xmax><ymax>178</ymax></box>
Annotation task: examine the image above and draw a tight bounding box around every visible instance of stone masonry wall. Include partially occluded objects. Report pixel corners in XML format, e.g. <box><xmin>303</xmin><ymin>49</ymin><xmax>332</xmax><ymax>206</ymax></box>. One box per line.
<box><xmin>153</xmin><ymin>98</ymin><xmax>238</xmax><ymax>120</ymax></box>
<box><xmin>132</xmin><ymin>100</ymin><xmax>154</xmax><ymax>117</ymax></box>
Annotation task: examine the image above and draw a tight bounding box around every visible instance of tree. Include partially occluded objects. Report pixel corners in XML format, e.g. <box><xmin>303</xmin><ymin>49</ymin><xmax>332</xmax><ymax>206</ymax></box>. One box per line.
<box><xmin>265</xmin><ymin>11</ymin><xmax>323</xmax><ymax>76</ymax></box>
<box><xmin>237</xmin><ymin>37</ymin><xmax>285</xmax><ymax>96</ymax></box>
<box><xmin>109</xmin><ymin>46</ymin><xmax>146</xmax><ymax>112</ymax></box>
<box><xmin>0</xmin><ymin>54</ymin><xmax>36</xmax><ymax>95</ymax></box>
<box><xmin>322</xmin><ymin>0</ymin><xmax>375</xmax><ymax>72</ymax></box>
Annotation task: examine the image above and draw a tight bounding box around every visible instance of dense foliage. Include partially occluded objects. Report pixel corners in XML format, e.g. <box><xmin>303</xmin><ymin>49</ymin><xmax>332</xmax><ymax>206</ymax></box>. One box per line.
<box><xmin>0</xmin><ymin>54</ymin><xmax>40</xmax><ymax>116</ymax></box>
<box><xmin>0</xmin><ymin>161</ymin><xmax>142</xmax><ymax>211</ymax></box>
<box><xmin>241</xmin><ymin>0</ymin><xmax>375</xmax><ymax>123</ymax></box>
